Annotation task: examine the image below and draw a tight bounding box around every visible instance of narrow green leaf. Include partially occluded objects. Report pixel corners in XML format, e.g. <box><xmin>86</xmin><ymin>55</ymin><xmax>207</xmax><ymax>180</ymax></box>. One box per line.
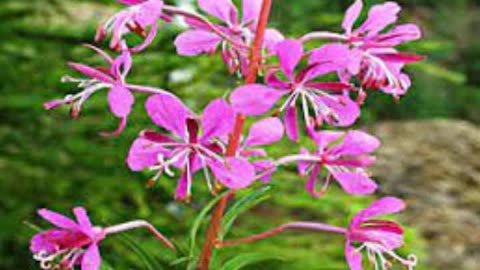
<box><xmin>117</xmin><ymin>234</ymin><xmax>163</xmax><ymax>270</ymax></box>
<box><xmin>220</xmin><ymin>253</ymin><xmax>284</xmax><ymax>270</ymax></box>
<box><xmin>220</xmin><ymin>186</ymin><xmax>271</xmax><ymax>239</ymax></box>
<box><xmin>100</xmin><ymin>261</ymin><xmax>114</xmax><ymax>270</ymax></box>
<box><xmin>188</xmin><ymin>190</ymin><xmax>230</xmax><ymax>261</ymax></box>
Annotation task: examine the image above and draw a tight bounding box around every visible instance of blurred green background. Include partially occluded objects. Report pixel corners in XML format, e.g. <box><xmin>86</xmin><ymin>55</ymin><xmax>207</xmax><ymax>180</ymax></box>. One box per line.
<box><xmin>1</xmin><ymin>0</ymin><xmax>479</xmax><ymax>269</ymax></box>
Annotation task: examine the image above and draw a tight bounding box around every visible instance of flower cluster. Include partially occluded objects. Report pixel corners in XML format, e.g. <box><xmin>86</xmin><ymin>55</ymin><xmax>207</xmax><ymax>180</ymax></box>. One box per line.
<box><xmin>36</xmin><ymin>0</ymin><xmax>424</xmax><ymax>269</ymax></box>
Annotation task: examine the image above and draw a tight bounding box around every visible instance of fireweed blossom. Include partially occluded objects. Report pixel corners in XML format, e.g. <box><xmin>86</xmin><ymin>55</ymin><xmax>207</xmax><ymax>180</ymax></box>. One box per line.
<box><xmin>44</xmin><ymin>45</ymin><xmax>172</xmax><ymax>136</ymax></box>
<box><xmin>230</xmin><ymin>39</ymin><xmax>359</xmax><ymax>141</ymax></box>
<box><xmin>127</xmin><ymin>94</ymin><xmax>256</xmax><ymax>201</ymax></box>
<box><xmin>304</xmin><ymin>0</ymin><xmax>423</xmax><ymax>99</ymax></box>
<box><xmin>219</xmin><ymin>197</ymin><xmax>417</xmax><ymax>270</ymax></box>
<box><xmin>276</xmin><ymin>128</ymin><xmax>380</xmax><ymax>197</ymax></box>
<box><xmin>30</xmin><ymin>207</ymin><xmax>173</xmax><ymax>270</ymax></box>
<box><xmin>96</xmin><ymin>0</ymin><xmax>165</xmax><ymax>52</ymax></box>
<box><xmin>174</xmin><ymin>0</ymin><xmax>284</xmax><ymax>74</ymax></box>
<box><xmin>237</xmin><ymin>117</ymin><xmax>285</xmax><ymax>183</ymax></box>
<box><xmin>345</xmin><ymin>197</ymin><xmax>417</xmax><ymax>270</ymax></box>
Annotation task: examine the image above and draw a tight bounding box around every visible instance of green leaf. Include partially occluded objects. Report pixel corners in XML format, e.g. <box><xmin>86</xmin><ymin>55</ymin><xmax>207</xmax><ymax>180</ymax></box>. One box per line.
<box><xmin>100</xmin><ymin>261</ymin><xmax>114</xmax><ymax>270</ymax></box>
<box><xmin>188</xmin><ymin>190</ymin><xmax>230</xmax><ymax>263</ymax></box>
<box><xmin>117</xmin><ymin>234</ymin><xmax>163</xmax><ymax>270</ymax></box>
<box><xmin>220</xmin><ymin>253</ymin><xmax>284</xmax><ymax>270</ymax></box>
<box><xmin>220</xmin><ymin>186</ymin><xmax>271</xmax><ymax>239</ymax></box>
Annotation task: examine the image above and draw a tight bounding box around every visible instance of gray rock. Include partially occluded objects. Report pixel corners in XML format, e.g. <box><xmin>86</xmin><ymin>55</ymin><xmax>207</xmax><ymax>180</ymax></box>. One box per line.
<box><xmin>372</xmin><ymin>119</ymin><xmax>480</xmax><ymax>270</ymax></box>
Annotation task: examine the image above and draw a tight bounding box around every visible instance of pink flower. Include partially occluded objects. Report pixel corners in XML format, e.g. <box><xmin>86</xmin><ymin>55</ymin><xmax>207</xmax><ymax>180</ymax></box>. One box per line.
<box><xmin>30</xmin><ymin>207</ymin><xmax>173</xmax><ymax>270</ymax></box>
<box><xmin>308</xmin><ymin>0</ymin><xmax>423</xmax><ymax>99</ymax></box>
<box><xmin>96</xmin><ymin>0</ymin><xmax>165</xmax><ymax>52</ymax></box>
<box><xmin>174</xmin><ymin>0</ymin><xmax>284</xmax><ymax>74</ymax></box>
<box><xmin>277</xmin><ymin>129</ymin><xmax>380</xmax><ymax>197</ymax></box>
<box><xmin>238</xmin><ymin>117</ymin><xmax>284</xmax><ymax>183</ymax></box>
<box><xmin>230</xmin><ymin>39</ymin><xmax>359</xmax><ymax>141</ymax></box>
<box><xmin>44</xmin><ymin>45</ymin><xmax>172</xmax><ymax>136</ymax></box>
<box><xmin>345</xmin><ymin>197</ymin><xmax>417</xmax><ymax>270</ymax></box>
<box><xmin>127</xmin><ymin>94</ymin><xmax>256</xmax><ymax>201</ymax></box>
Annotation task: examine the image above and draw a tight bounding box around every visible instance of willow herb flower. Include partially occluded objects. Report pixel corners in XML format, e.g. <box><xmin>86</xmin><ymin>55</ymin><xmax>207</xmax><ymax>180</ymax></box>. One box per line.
<box><xmin>44</xmin><ymin>45</ymin><xmax>172</xmax><ymax>136</ymax></box>
<box><xmin>276</xmin><ymin>128</ymin><xmax>380</xmax><ymax>197</ymax></box>
<box><xmin>127</xmin><ymin>94</ymin><xmax>256</xmax><ymax>201</ymax></box>
<box><xmin>174</xmin><ymin>0</ymin><xmax>284</xmax><ymax>74</ymax></box>
<box><xmin>306</xmin><ymin>0</ymin><xmax>423</xmax><ymax>99</ymax></box>
<box><xmin>238</xmin><ymin>117</ymin><xmax>284</xmax><ymax>183</ymax></box>
<box><xmin>345</xmin><ymin>197</ymin><xmax>417</xmax><ymax>270</ymax></box>
<box><xmin>96</xmin><ymin>0</ymin><xmax>165</xmax><ymax>52</ymax></box>
<box><xmin>231</xmin><ymin>39</ymin><xmax>358</xmax><ymax>141</ymax></box>
<box><xmin>30</xmin><ymin>207</ymin><xmax>173</xmax><ymax>270</ymax></box>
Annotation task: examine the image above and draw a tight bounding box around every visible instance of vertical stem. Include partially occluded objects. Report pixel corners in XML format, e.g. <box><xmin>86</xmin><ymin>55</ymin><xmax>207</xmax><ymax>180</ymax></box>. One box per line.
<box><xmin>197</xmin><ymin>1</ymin><xmax>273</xmax><ymax>269</ymax></box>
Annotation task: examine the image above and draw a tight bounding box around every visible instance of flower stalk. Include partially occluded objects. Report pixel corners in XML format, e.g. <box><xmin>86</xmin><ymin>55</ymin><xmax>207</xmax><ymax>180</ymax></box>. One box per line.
<box><xmin>196</xmin><ymin>1</ymin><xmax>273</xmax><ymax>269</ymax></box>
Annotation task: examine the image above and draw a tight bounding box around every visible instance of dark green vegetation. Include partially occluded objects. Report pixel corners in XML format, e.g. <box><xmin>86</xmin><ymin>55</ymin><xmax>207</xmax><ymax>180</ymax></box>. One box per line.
<box><xmin>1</xmin><ymin>0</ymin><xmax>478</xmax><ymax>269</ymax></box>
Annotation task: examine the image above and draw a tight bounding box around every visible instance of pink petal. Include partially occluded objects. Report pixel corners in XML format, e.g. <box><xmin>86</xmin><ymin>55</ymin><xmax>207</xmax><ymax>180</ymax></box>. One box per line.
<box><xmin>244</xmin><ymin>117</ymin><xmax>284</xmax><ymax>147</ymax></box>
<box><xmin>376</xmin><ymin>23</ymin><xmax>422</xmax><ymax>46</ymax></box>
<box><xmin>242</xmin><ymin>0</ymin><xmax>261</xmax><ymax>25</ymax></box>
<box><xmin>145</xmin><ymin>94</ymin><xmax>191</xmax><ymax>139</ymax></box>
<box><xmin>108</xmin><ymin>85</ymin><xmax>134</xmax><ymax>118</ymax></box>
<box><xmin>174</xmin><ymin>30</ymin><xmax>223</xmax><ymax>56</ymax></box>
<box><xmin>308</xmin><ymin>130</ymin><xmax>344</xmax><ymax>151</ymax></box>
<box><xmin>276</xmin><ymin>39</ymin><xmax>304</xmax><ymax>80</ymax></box>
<box><xmin>131</xmin><ymin>21</ymin><xmax>159</xmax><ymax>53</ymax></box>
<box><xmin>353</xmin><ymin>197</ymin><xmax>406</xmax><ymax>224</ymax></box>
<box><xmin>117</xmin><ymin>0</ymin><xmax>145</xmax><ymax>5</ymax></box>
<box><xmin>284</xmin><ymin>105</ymin><xmax>299</xmax><ymax>142</ymax></box>
<box><xmin>329</xmin><ymin>130</ymin><xmax>381</xmax><ymax>156</ymax></box>
<box><xmin>375</xmin><ymin>52</ymin><xmax>425</xmax><ymax>64</ymax></box>
<box><xmin>209</xmin><ymin>158</ymin><xmax>256</xmax><ymax>189</ymax></box>
<box><xmin>230</xmin><ymin>84</ymin><xmax>284</xmax><ymax>116</ymax></box>
<box><xmin>38</xmin><ymin>209</ymin><xmax>79</xmax><ymax>230</ymax></box>
<box><xmin>30</xmin><ymin>231</ymin><xmax>60</xmax><ymax>253</ymax></box>
<box><xmin>201</xmin><ymin>99</ymin><xmax>235</xmax><ymax>141</ymax></box>
<box><xmin>68</xmin><ymin>63</ymin><xmax>114</xmax><ymax>83</ymax></box>
<box><xmin>265</xmin><ymin>71</ymin><xmax>290</xmax><ymax>89</ymax></box>
<box><xmin>305</xmin><ymin>164</ymin><xmax>324</xmax><ymax>198</ymax></box>
<box><xmin>342</xmin><ymin>0</ymin><xmax>363</xmax><ymax>34</ymax></box>
<box><xmin>345</xmin><ymin>241</ymin><xmax>364</xmax><ymax>270</ymax></box>
<box><xmin>198</xmin><ymin>0</ymin><xmax>238</xmax><ymax>25</ymax></box>
<box><xmin>175</xmin><ymin>170</ymin><xmax>191</xmax><ymax>201</ymax></box>
<box><xmin>81</xmin><ymin>244</ymin><xmax>101</xmax><ymax>270</ymax></box>
<box><xmin>357</xmin><ymin>2</ymin><xmax>401</xmax><ymax>36</ymax></box>
<box><xmin>308</xmin><ymin>44</ymin><xmax>352</xmax><ymax>77</ymax></box>
<box><xmin>263</xmin><ymin>29</ymin><xmax>285</xmax><ymax>53</ymax></box>
<box><xmin>317</xmin><ymin>95</ymin><xmax>360</xmax><ymax>127</ymax></box>
<box><xmin>252</xmin><ymin>160</ymin><xmax>276</xmax><ymax>184</ymax></box>
<box><xmin>330</xmin><ymin>170</ymin><xmax>378</xmax><ymax>195</ymax></box>
<box><xmin>134</xmin><ymin>0</ymin><xmax>164</xmax><ymax>26</ymax></box>
<box><xmin>73</xmin><ymin>207</ymin><xmax>93</xmax><ymax>229</ymax></box>
<box><xmin>298</xmin><ymin>148</ymin><xmax>312</xmax><ymax>175</ymax></box>
<box><xmin>127</xmin><ymin>138</ymin><xmax>169</xmax><ymax>171</ymax></box>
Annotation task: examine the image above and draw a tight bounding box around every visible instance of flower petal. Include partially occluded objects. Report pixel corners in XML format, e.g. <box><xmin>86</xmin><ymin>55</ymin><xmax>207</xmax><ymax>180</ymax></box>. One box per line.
<box><xmin>357</xmin><ymin>2</ymin><xmax>401</xmax><ymax>36</ymax></box>
<box><xmin>252</xmin><ymin>160</ymin><xmax>276</xmax><ymax>184</ymax></box>
<box><xmin>38</xmin><ymin>209</ymin><xmax>79</xmax><ymax>230</ymax></box>
<box><xmin>174</xmin><ymin>30</ymin><xmax>223</xmax><ymax>56</ymax></box>
<box><xmin>345</xmin><ymin>241</ymin><xmax>364</xmax><ymax>270</ymax></box>
<box><xmin>127</xmin><ymin>137</ymin><xmax>170</xmax><ymax>171</ymax></box>
<box><xmin>263</xmin><ymin>29</ymin><xmax>285</xmax><ymax>53</ymax></box>
<box><xmin>354</xmin><ymin>197</ymin><xmax>406</xmax><ymax>224</ymax></box>
<box><xmin>201</xmin><ymin>99</ymin><xmax>235</xmax><ymax>141</ymax></box>
<box><xmin>244</xmin><ymin>117</ymin><xmax>284</xmax><ymax>147</ymax></box>
<box><xmin>73</xmin><ymin>207</ymin><xmax>93</xmax><ymax>229</ymax></box>
<box><xmin>175</xmin><ymin>170</ymin><xmax>191</xmax><ymax>201</ymax></box>
<box><xmin>230</xmin><ymin>84</ymin><xmax>284</xmax><ymax>116</ymax></box>
<box><xmin>81</xmin><ymin>244</ymin><xmax>101</xmax><ymax>270</ymax></box>
<box><xmin>376</xmin><ymin>23</ymin><xmax>422</xmax><ymax>46</ymax></box>
<box><xmin>342</xmin><ymin>0</ymin><xmax>363</xmax><ymax>34</ymax></box>
<box><xmin>68</xmin><ymin>63</ymin><xmax>114</xmax><ymax>83</ymax></box>
<box><xmin>276</xmin><ymin>39</ymin><xmax>304</xmax><ymax>80</ymax></box>
<box><xmin>330</xmin><ymin>170</ymin><xmax>378</xmax><ymax>195</ymax></box>
<box><xmin>108</xmin><ymin>85</ymin><xmax>134</xmax><ymax>118</ymax></box>
<box><xmin>198</xmin><ymin>0</ymin><xmax>238</xmax><ymax>25</ymax></box>
<box><xmin>209</xmin><ymin>157</ymin><xmax>256</xmax><ymax>189</ymax></box>
<box><xmin>329</xmin><ymin>130</ymin><xmax>381</xmax><ymax>156</ymax></box>
<box><xmin>284</xmin><ymin>105</ymin><xmax>299</xmax><ymax>142</ymax></box>
<box><xmin>317</xmin><ymin>95</ymin><xmax>360</xmax><ymax>127</ymax></box>
<box><xmin>145</xmin><ymin>94</ymin><xmax>191</xmax><ymax>139</ymax></box>
<box><xmin>242</xmin><ymin>0</ymin><xmax>261</xmax><ymax>25</ymax></box>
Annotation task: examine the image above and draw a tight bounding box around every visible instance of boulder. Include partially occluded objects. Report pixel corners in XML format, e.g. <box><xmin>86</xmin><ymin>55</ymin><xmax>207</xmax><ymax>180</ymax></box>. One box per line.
<box><xmin>372</xmin><ymin>119</ymin><xmax>480</xmax><ymax>270</ymax></box>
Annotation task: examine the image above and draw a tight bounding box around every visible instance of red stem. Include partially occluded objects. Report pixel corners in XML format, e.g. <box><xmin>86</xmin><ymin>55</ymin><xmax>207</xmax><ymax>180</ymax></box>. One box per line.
<box><xmin>196</xmin><ymin>1</ymin><xmax>273</xmax><ymax>269</ymax></box>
